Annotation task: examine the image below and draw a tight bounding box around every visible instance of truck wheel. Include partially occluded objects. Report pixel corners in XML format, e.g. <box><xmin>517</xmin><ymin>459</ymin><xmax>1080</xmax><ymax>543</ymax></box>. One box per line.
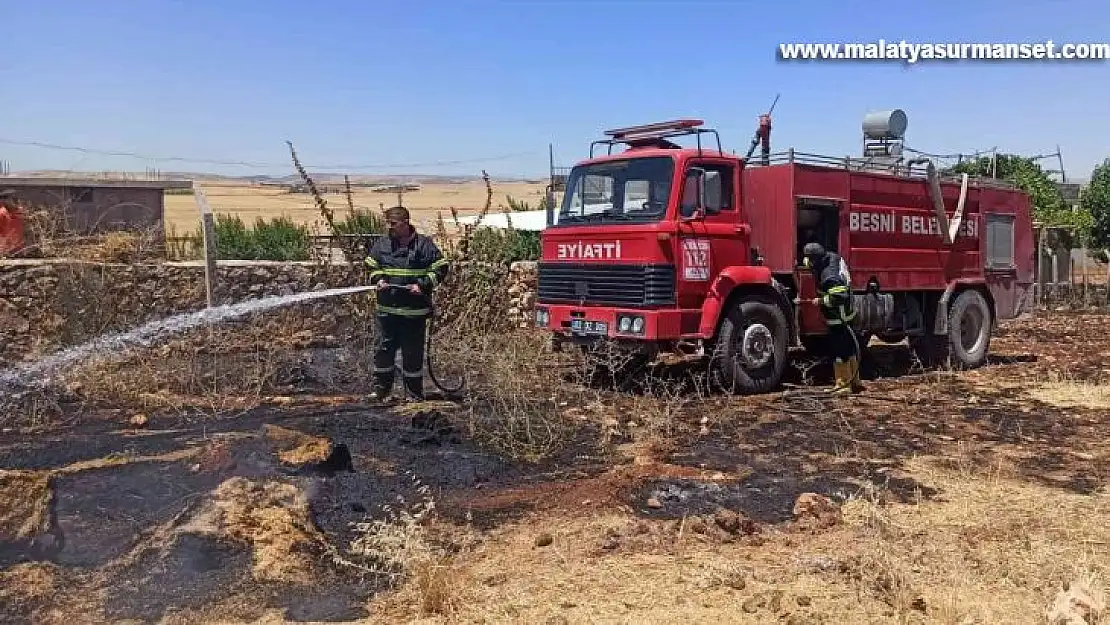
<box><xmin>946</xmin><ymin>289</ymin><xmax>992</xmax><ymax>369</ymax></box>
<box><xmin>911</xmin><ymin>289</ymin><xmax>991</xmax><ymax>370</ymax></box>
<box><xmin>710</xmin><ymin>297</ymin><xmax>789</xmax><ymax>394</ymax></box>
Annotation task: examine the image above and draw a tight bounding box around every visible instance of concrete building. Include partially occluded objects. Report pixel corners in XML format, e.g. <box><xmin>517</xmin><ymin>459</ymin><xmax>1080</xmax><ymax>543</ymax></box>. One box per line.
<box><xmin>0</xmin><ymin>176</ymin><xmax>193</xmax><ymax>239</ymax></box>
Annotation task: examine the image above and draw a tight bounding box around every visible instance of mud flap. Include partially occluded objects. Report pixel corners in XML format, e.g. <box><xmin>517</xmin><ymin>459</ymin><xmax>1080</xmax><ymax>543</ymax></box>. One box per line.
<box><xmin>933</xmin><ymin>282</ymin><xmax>958</xmax><ymax>335</ymax></box>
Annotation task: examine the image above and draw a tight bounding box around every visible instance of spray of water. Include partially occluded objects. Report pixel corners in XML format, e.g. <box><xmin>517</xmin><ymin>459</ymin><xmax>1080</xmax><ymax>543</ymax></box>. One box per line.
<box><xmin>0</xmin><ymin>285</ymin><xmax>377</xmax><ymax>390</ymax></box>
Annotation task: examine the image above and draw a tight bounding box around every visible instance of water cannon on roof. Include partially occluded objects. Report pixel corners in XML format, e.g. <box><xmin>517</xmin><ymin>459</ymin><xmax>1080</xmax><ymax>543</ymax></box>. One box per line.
<box><xmin>741</xmin><ymin>94</ymin><xmax>780</xmax><ymax>166</ymax></box>
<box><xmin>590</xmin><ymin>119</ymin><xmax>722</xmax><ymax>157</ymax></box>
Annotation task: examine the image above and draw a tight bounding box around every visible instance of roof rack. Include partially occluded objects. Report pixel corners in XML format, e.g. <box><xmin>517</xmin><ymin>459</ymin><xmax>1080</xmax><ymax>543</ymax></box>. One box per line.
<box><xmin>590</xmin><ymin>119</ymin><xmax>723</xmax><ymax>158</ymax></box>
<box><xmin>746</xmin><ymin>149</ymin><xmax>1019</xmax><ymax>191</ymax></box>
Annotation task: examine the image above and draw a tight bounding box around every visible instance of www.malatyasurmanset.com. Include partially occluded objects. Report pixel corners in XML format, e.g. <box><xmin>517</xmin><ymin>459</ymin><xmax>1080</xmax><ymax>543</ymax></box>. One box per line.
<box><xmin>778</xmin><ymin>40</ymin><xmax>1110</xmax><ymax>63</ymax></box>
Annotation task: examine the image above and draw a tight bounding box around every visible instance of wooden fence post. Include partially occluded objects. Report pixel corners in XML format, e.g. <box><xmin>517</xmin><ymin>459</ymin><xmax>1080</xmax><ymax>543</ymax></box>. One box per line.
<box><xmin>193</xmin><ymin>188</ymin><xmax>218</xmax><ymax>308</ymax></box>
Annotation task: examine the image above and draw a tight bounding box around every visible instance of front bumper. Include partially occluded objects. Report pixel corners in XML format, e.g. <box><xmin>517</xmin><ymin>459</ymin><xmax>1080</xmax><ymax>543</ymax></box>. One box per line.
<box><xmin>532</xmin><ymin>303</ymin><xmax>694</xmax><ymax>341</ymax></box>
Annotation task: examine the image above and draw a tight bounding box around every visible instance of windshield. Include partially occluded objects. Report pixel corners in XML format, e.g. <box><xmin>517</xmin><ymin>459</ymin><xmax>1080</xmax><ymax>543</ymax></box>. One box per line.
<box><xmin>556</xmin><ymin>156</ymin><xmax>675</xmax><ymax>226</ymax></box>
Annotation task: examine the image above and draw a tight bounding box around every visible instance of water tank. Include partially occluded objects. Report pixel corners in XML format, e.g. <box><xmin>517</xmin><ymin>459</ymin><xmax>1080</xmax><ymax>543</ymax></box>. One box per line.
<box><xmin>862</xmin><ymin>109</ymin><xmax>908</xmax><ymax>140</ymax></box>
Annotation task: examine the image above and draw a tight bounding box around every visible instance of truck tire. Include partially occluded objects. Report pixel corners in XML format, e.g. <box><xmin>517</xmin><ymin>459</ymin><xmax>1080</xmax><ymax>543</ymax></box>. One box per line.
<box><xmin>710</xmin><ymin>297</ymin><xmax>789</xmax><ymax>394</ymax></box>
<box><xmin>946</xmin><ymin>288</ymin><xmax>992</xmax><ymax>369</ymax></box>
<box><xmin>911</xmin><ymin>289</ymin><xmax>991</xmax><ymax>370</ymax></box>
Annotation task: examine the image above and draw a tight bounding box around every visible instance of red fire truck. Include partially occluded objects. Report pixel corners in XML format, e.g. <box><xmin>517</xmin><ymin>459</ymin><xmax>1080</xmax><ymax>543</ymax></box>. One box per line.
<box><xmin>534</xmin><ymin>111</ymin><xmax>1035</xmax><ymax>393</ymax></box>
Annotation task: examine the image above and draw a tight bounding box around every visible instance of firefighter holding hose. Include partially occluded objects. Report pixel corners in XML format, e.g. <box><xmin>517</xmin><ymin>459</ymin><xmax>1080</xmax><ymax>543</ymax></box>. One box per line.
<box><xmin>364</xmin><ymin>206</ymin><xmax>450</xmax><ymax>402</ymax></box>
<box><xmin>803</xmin><ymin>242</ymin><xmax>864</xmax><ymax>395</ymax></box>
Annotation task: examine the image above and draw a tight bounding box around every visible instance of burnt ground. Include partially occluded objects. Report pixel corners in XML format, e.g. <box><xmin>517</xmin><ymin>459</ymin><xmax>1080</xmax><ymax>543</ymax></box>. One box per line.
<box><xmin>1</xmin><ymin>311</ymin><xmax>1108</xmax><ymax>623</ymax></box>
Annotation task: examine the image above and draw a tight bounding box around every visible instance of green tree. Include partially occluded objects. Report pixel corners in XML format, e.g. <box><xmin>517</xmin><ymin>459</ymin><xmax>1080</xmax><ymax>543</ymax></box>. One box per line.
<box><xmin>1082</xmin><ymin>158</ymin><xmax>1110</xmax><ymax>251</ymax></box>
<box><xmin>944</xmin><ymin>154</ymin><xmax>1091</xmax><ymax>239</ymax></box>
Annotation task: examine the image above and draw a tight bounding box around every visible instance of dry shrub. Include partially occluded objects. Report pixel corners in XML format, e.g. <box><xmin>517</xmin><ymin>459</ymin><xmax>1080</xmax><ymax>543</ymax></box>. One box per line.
<box><xmin>17</xmin><ymin>205</ymin><xmax>163</xmax><ymax>261</ymax></box>
<box><xmin>0</xmin><ymin>388</ymin><xmax>69</xmax><ymax>430</ymax></box>
<box><xmin>421</xmin><ymin>199</ymin><xmax>590</xmax><ymax>461</ymax></box>
<box><xmin>460</xmin><ymin>331</ymin><xmax>576</xmax><ymax>462</ymax></box>
<box><xmin>346</xmin><ymin>472</ymin><xmax>472</xmax><ymax>617</ymax></box>
<box><xmin>62</xmin><ymin>342</ymin><xmax>286</xmax><ymax>414</ymax></box>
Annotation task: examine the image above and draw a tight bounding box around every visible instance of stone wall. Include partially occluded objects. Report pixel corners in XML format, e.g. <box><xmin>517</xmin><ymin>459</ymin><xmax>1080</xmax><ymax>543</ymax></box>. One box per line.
<box><xmin>508</xmin><ymin>261</ymin><xmax>538</xmax><ymax>327</ymax></box>
<box><xmin>0</xmin><ymin>259</ymin><xmax>539</xmax><ymax>365</ymax></box>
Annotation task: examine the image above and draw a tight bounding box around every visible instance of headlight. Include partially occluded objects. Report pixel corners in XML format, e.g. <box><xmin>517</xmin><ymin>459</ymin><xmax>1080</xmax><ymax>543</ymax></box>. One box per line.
<box><xmin>616</xmin><ymin>314</ymin><xmax>645</xmax><ymax>335</ymax></box>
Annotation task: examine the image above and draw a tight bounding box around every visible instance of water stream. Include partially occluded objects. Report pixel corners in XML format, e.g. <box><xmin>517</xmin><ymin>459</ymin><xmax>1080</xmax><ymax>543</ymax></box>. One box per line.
<box><xmin>0</xmin><ymin>285</ymin><xmax>376</xmax><ymax>390</ymax></box>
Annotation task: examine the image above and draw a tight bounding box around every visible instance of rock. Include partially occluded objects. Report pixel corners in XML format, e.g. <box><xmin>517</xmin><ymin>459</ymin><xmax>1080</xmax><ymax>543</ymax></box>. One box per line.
<box><xmin>713</xmin><ymin>508</ymin><xmax>759</xmax><ymax>535</ymax></box>
<box><xmin>534</xmin><ymin>532</ymin><xmax>554</xmax><ymax>547</ymax></box>
<box><xmin>713</xmin><ymin>509</ymin><xmax>742</xmax><ymax>533</ymax></box>
<box><xmin>646</xmin><ymin>497</ymin><xmax>663</xmax><ymax>509</ymax></box>
<box><xmin>742</xmin><ymin>594</ymin><xmax>765</xmax><ymax>613</ymax></box>
<box><xmin>792</xmin><ymin>493</ymin><xmax>841</xmax><ymax>528</ymax></box>
<box><xmin>724</xmin><ymin>573</ymin><xmax>746</xmax><ymax>590</ymax></box>
<box><xmin>129</xmin><ymin>413</ymin><xmax>149</xmax><ymax>428</ymax></box>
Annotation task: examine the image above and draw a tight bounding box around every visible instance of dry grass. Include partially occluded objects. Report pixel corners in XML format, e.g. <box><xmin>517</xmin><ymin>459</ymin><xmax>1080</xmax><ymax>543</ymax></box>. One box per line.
<box><xmin>163</xmin><ymin>179</ymin><xmax>548</xmax><ymax>235</ymax></box>
<box><xmin>1031</xmin><ymin>373</ymin><xmax>1110</xmax><ymax>410</ymax></box>
<box><xmin>362</xmin><ymin>455</ymin><xmax>1109</xmax><ymax>625</ymax></box>
<box><xmin>0</xmin><ymin>470</ymin><xmax>52</xmax><ymax>541</ymax></box>
<box><xmin>263</xmin><ymin>424</ymin><xmax>332</xmax><ymax>466</ymax></box>
<box><xmin>178</xmin><ymin>476</ymin><xmax>329</xmax><ymax>585</ymax></box>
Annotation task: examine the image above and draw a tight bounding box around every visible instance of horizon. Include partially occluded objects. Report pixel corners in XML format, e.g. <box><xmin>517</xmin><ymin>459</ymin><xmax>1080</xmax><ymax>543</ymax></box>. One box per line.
<box><xmin>3</xmin><ymin>0</ymin><xmax>1109</xmax><ymax>182</ymax></box>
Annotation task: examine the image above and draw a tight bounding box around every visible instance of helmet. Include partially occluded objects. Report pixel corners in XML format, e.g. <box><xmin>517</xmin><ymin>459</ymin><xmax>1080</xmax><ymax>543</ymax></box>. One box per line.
<box><xmin>802</xmin><ymin>242</ymin><xmax>826</xmax><ymax>269</ymax></box>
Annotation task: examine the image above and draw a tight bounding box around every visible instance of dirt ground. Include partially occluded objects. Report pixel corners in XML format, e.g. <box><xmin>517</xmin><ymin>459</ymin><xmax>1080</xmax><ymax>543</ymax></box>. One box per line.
<box><xmin>163</xmin><ymin>180</ymin><xmax>550</xmax><ymax>236</ymax></box>
<box><xmin>0</xmin><ymin>311</ymin><xmax>1108</xmax><ymax>624</ymax></box>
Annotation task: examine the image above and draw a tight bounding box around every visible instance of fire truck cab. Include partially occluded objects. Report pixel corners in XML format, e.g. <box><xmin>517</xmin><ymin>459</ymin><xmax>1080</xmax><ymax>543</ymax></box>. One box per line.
<box><xmin>534</xmin><ymin>113</ymin><xmax>1035</xmax><ymax>394</ymax></box>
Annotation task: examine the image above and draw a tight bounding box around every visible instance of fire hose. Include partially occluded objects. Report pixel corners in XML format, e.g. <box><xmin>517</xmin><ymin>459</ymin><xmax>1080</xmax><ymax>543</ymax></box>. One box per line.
<box><xmin>770</xmin><ymin>311</ymin><xmax>864</xmax><ymax>414</ymax></box>
<box><xmin>373</xmin><ymin>284</ymin><xmax>466</xmax><ymax>396</ymax></box>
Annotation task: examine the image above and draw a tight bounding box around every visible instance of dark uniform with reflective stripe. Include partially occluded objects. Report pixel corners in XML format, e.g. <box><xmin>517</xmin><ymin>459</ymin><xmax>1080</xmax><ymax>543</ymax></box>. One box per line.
<box><xmin>804</xmin><ymin>243</ymin><xmax>863</xmax><ymax>394</ymax></box>
<box><xmin>364</xmin><ymin>229</ymin><xmax>450</xmax><ymax>400</ymax></box>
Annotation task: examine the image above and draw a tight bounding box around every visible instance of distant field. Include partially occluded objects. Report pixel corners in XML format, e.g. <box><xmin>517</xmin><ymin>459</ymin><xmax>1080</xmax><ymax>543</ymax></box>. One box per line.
<box><xmin>163</xmin><ymin>179</ymin><xmax>551</xmax><ymax>236</ymax></box>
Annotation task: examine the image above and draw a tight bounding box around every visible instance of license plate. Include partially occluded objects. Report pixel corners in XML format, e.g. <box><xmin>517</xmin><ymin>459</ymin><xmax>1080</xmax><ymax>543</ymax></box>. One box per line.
<box><xmin>570</xmin><ymin>319</ymin><xmax>608</xmax><ymax>336</ymax></box>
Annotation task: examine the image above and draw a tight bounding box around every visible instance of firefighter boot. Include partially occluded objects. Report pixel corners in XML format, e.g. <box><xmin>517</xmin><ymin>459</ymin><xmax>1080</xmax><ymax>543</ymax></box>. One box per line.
<box><xmin>368</xmin><ymin>365</ymin><xmax>395</xmax><ymax>403</ymax></box>
<box><xmin>830</xmin><ymin>359</ymin><xmax>853</xmax><ymax>395</ymax></box>
<box><xmin>402</xmin><ymin>369</ymin><xmax>426</xmax><ymax>402</ymax></box>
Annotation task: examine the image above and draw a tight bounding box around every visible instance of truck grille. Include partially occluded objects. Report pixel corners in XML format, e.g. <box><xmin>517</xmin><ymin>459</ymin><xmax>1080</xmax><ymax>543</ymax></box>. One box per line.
<box><xmin>537</xmin><ymin>263</ymin><xmax>676</xmax><ymax>307</ymax></box>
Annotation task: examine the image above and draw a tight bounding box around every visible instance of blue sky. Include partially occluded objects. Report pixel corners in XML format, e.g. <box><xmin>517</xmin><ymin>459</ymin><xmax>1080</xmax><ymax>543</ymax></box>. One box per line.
<box><xmin>2</xmin><ymin>0</ymin><xmax>1108</xmax><ymax>180</ymax></box>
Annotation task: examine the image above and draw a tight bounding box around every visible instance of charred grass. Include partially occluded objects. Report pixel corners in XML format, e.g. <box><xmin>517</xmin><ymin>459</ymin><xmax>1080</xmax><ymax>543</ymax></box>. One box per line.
<box><xmin>2</xmin><ymin>267</ymin><xmax>1109</xmax><ymax>624</ymax></box>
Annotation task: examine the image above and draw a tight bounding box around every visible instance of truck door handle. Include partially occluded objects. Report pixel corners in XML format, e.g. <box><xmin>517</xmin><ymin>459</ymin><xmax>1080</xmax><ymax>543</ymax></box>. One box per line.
<box><xmin>734</xmin><ymin>224</ymin><xmax>751</xmax><ymax>235</ymax></box>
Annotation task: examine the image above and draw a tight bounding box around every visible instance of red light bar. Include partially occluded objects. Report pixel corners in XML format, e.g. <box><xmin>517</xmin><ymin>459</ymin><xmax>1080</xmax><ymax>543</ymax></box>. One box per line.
<box><xmin>603</xmin><ymin>119</ymin><xmax>704</xmax><ymax>139</ymax></box>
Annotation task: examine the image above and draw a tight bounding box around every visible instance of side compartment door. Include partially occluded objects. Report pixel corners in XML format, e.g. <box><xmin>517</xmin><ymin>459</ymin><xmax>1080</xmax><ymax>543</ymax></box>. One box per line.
<box><xmin>983</xmin><ymin>212</ymin><xmax>1025</xmax><ymax>318</ymax></box>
